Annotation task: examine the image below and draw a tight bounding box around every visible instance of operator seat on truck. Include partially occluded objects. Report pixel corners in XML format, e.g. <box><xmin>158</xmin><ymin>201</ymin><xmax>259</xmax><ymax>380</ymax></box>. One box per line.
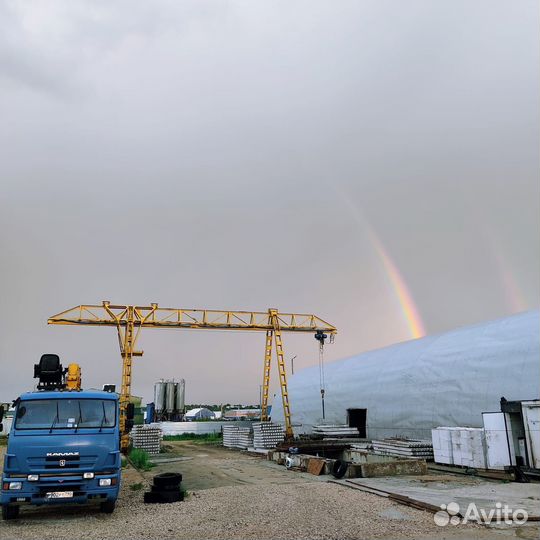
<box><xmin>34</xmin><ymin>354</ymin><xmax>65</xmax><ymax>390</ymax></box>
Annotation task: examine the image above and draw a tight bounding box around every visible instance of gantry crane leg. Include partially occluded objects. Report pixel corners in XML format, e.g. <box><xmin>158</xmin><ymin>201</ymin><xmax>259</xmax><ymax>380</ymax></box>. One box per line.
<box><xmin>260</xmin><ymin>330</ymin><xmax>273</xmax><ymax>421</ymax></box>
<box><xmin>118</xmin><ymin>309</ymin><xmax>135</xmax><ymax>453</ymax></box>
<box><xmin>269</xmin><ymin>309</ymin><xmax>294</xmax><ymax>440</ymax></box>
<box><xmin>115</xmin><ymin>306</ymin><xmax>144</xmax><ymax>453</ymax></box>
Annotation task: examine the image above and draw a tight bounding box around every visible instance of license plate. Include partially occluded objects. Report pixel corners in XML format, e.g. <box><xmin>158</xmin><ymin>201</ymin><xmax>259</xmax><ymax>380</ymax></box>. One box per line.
<box><xmin>45</xmin><ymin>491</ymin><xmax>73</xmax><ymax>499</ymax></box>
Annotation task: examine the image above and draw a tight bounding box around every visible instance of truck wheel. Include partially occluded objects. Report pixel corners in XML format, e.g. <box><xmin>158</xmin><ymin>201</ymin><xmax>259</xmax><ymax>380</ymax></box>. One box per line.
<box><xmin>100</xmin><ymin>500</ymin><xmax>116</xmax><ymax>514</ymax></box>
<box><xmin>153</xmin><ymin>472</ymin><xmax>182</xmax><ymax>488</ymax></box>
<box><xmin>2</xmin><ymin>505</ymin><xmax>20</xmax><ymax>520</ymax></box>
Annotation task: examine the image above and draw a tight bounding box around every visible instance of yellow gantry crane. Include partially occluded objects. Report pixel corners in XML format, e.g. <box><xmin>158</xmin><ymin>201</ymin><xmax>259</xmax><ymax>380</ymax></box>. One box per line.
<box><xmin>48</xmin><ymin>302</ymin><xmax>336</xmax><ymax>452</ymax></box>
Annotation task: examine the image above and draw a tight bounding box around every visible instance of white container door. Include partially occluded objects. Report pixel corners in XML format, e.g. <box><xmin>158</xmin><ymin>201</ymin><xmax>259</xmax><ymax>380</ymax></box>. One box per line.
<box><xmin>521</xmin><ymin>402</ymin><xmax>540</xmax><ymax>469</ymax></box>
<box><xmin>483</xmin><ymin>412</ymin><xmax>513</xmax><ymax>470</ymax></box>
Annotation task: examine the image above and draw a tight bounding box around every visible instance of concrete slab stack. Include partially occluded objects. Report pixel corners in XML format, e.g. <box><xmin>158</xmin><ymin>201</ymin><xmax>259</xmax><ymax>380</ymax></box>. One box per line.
<box><xmin>223</xmin><ymin>425</ymin><xmax>253</xmax><ymax>449</ymax></box>
<box><xmin>371</xmin><ymin>438</ymin><xmax>434</xmax><ymax>459</ymax></box>
<box><xmin>252</xmin><ymin>422</ymin><xmax>285</xmax><ymax>448</ymax></box>
<box><xmin>312</xmin><ymin>424</ymin><xmax>360</xmax><ymax>438</ymax></box>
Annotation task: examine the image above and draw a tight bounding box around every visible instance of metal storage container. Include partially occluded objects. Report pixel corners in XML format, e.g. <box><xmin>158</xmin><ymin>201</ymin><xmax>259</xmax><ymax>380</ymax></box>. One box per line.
<box><xmin>165</xmin><ymin>381</ymin><xmax>176</xmax><ymax>413</ymax></box>
<box><xmin>176</xmin><ymin>379</ymin><xmax>185</xmax><ymax>412</ymax></box>
<box><xmin>154</xmin><ymin>381</ymin><xmax>166</xmax><ymax>413</ymax></box>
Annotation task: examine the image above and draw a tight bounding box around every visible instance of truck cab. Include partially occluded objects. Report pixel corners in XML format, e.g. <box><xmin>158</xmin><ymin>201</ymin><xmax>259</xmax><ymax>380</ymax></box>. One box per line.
<box><xmin>1</xmin><ymin>390</ymin><xmax>121</xmax><ymax>520</ymax></box>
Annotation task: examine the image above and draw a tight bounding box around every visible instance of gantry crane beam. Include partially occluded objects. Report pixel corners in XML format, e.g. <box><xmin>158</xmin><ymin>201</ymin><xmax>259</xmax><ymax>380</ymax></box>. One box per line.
<box><xmin>48</xmin><ymin>301</ymin><xmax>337</xmax><ymax>452</ymax></box>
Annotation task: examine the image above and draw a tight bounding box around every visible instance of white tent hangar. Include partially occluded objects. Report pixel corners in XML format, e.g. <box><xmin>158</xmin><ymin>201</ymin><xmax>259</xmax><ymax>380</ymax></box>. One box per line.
<box><xmin>184</xmin><ymin>407</ymin><xmax>215</xmax><ymax>421</ymax></box>
<box><xmin>272</xmin><ymin>311</ymin><xmax>540</xmax><ymax>440</ymax></box>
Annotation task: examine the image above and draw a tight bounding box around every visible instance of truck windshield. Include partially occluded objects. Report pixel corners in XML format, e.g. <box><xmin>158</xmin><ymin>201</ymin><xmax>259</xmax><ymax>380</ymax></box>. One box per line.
<box><xmin>15</xmin><ymin>399</ymin><xmax>116</xmax><ymax>430</ymax></box>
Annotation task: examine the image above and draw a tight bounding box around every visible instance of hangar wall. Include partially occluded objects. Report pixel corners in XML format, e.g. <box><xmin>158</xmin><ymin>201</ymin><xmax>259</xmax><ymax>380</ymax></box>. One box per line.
<box><xmin>272</xmin><ymin>310</ymin><xmax>540</xmax><ymax>439</ymax></box>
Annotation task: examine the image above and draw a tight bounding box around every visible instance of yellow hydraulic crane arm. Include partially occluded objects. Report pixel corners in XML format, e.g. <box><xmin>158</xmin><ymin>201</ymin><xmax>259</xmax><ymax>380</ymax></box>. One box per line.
<box><xmin>48</xmin><ymin>301</ymin><xmax>337</xmax><ymax>452</ymax></box>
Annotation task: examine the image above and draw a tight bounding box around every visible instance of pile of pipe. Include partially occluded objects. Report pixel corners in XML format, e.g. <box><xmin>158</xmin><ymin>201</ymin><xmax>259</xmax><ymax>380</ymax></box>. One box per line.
<box><xmin>252</xmin><ymin>422</ymin><xmax>285</xmax><ymax>448</ymax></box>
<box><xmin>223</xmin><ymin>425</ymin><xmax>253</xmax><ymax>449</ymax></box>
<box><xmin>130</xmin><ymin>425</ymin><xmax>163</xmax><ymax>455</ymax></box>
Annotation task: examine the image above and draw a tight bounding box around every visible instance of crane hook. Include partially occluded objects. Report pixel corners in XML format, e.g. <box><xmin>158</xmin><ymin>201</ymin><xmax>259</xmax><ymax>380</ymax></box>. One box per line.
<box><xmin>314</xmin><ymin>330</ymin><xmax>327</xmax><ymax>347</ymax></box>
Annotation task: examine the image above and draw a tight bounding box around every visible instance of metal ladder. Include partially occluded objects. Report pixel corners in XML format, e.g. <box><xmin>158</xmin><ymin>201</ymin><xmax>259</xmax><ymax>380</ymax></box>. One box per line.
<box><xmin>260</xmin><ymin>309</ymin><xmax>293</xmax><ymax>439</ymax></box>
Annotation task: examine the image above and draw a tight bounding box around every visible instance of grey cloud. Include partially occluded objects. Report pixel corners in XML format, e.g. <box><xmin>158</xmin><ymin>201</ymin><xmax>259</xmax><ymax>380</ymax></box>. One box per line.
<box><xmin>0</xmin><ymin>0</ymin><xmax>537</xmax><ymax>405</ymax></box>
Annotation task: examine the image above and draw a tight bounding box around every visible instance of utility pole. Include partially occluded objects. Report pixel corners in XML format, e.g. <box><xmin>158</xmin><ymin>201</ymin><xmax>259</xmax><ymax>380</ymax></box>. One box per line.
<box><xmin>290</xmin><ymin>355</ymin><xmax>297</xmax><ymax>375</ymax></box>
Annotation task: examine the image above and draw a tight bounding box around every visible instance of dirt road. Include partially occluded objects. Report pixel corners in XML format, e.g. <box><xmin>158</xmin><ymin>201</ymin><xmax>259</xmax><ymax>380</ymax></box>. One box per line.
<box><xmin>146</xmin><ymin>440</ymin><xmax>319</xmax><ymax>490</ymax></box>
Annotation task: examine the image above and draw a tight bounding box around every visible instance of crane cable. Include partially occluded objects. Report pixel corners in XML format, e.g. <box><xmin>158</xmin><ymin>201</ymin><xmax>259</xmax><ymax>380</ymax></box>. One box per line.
<box><xmin>318</xmin><ymin>339</ymin><xmax>325</xmax><ymax>396</ymax></box>
<box><xmin>314</xmin><ymin>331</ymin><xmax>328</xmax><ymax>420</ymax></box>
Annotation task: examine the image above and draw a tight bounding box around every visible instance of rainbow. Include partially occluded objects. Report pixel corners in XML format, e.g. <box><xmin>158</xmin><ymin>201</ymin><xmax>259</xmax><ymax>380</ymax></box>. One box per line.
<box><xmin>483</xmin><ymin>227</ymin><xmax>527</xmax><ymax>313</ymax></box>
<box><xmin>365</xmin><ymin>226</ymin><xmax>426</xmax><ymax>339</ymax></box>
<box><xmin>461</xmin><ymin>201</ymin><xmax>528</xmax><ymax>314</ymax></box>
<box><xmin>333</xmin><ymin>186</ymin><xmax>427</xmax><ymax>339</ymax></box>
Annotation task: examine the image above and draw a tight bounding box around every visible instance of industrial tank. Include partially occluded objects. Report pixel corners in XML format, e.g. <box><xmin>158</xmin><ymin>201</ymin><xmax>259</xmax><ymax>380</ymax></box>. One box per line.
<box><xmin>176</xmin><ymin>379</ymin><xmax>185</xmax><ymax>412</ymax></box>
<box><xmin>154</xmin><ymin>381</ymin><xmax>166</xmax><ymax>413</ymax></box>
<box><xmin>165</xmin><ymin>381</ymin><xmax>176</xmax><ymax>413</ymax></box>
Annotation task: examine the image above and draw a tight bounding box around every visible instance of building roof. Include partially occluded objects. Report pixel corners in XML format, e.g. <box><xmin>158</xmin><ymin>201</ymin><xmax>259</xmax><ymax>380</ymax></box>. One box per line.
<box><xmin>185</xmin><ymin>407</ymin><xmax>213</xmax><ymax>416</ymax></box>
<box><xmin>224</xmin><ymin>409</ymin><xmax>261</xmax><ymax>417</ymax></box>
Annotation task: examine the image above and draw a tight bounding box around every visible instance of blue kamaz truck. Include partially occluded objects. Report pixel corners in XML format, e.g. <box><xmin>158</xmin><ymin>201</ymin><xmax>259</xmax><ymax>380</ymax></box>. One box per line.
<box><xmin>1</xmin><ymin>355</ymin><xmax>122</xmax><ymax>520</ymax></box>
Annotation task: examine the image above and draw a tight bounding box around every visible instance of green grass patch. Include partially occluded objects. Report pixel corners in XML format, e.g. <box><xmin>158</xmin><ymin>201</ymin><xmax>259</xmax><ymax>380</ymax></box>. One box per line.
<box><xmin>163</xmin><ymin>433</ymin><xmax>222</xmax><ymax>442</ymax></box>
<box><xmin>121</xmin><ymin>456</ymin><xmax>128</xmax><ymax>469</ymax></box>
<box><xmin>129</xmin><ymin>448</ymin><xmax>153</xmax><ymax>471</ymax></box>
<box><xmin>129</xmin><ymin>482</ymin><xmax>144</xmax><ymax>491</ymax></box>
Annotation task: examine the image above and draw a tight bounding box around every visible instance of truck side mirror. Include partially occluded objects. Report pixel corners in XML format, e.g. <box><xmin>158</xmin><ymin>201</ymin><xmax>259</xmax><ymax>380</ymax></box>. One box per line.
<box><xmin>126</xmin><ymin>403</ymin><xmax>135</xmax><ymax>421</ymax></box>
<box><xmin>0</xmin><ymin>405</ymin><xmax>4</xmax><ymax>422</ymax></box>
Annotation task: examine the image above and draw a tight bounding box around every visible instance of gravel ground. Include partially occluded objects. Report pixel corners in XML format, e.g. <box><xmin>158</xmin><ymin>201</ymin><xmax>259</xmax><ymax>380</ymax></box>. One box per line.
<box><xmin>0</xmin><ymin>479</ymin><xmax>445</xmax><ymax>540</ymax></box>
<box><xmin>1</xmin><ymin>444</ymin><xmax>537</xmax><ymax>540</ymax></box>
<box><xmin>0</xmin><ymin>443</ymin><xmax>491</xmax><ymax>540</ymax></box>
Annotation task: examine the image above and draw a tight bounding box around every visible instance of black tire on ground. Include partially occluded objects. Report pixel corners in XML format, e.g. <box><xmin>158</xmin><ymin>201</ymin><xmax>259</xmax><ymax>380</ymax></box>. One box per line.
<box><xmin>2</xmin><ymin>505</ymin><xmax>20</xmax><ymax>520</ymax></box>
<box><xmin>144</xmin><ymin>490</ymin><xmax>183</xmax><ymax>504</ymax></box>
<box><xmin>144</xmin><ymin>491</ymin><xmax>161</xmax><ymax>504</ymax></box>
<box><xmin>331</xmin><ymin>460</ymin><xmax>349</xmax><ymax>479</ymax></box>
<box><xmin>156</xmin><ymin>490</ymin><xmax>182</xmax><ymax>503</ymax></box>
<box><xmin>151</xmin><ymin>483</ymin><xmax>181</xmax><ymax>493</ymax></box>
<box><xmin>153</xmin><ymin>472</ymin><xmax>182</xmax><ymax>488</ymax></box>
<box><xmin>100</xmin><ymin>500</ymin><xmax>116</xmax><ymax>514</ymax></box>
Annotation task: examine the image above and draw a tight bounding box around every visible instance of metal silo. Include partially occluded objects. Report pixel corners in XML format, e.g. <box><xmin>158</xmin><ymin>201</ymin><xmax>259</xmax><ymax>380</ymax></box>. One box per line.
<box><xmin>165</xmin><ymin>381</ymin><xmax>176</xmax><ymax>414</ymax></box>
<box><xmin>176</xmin><ymin>379</ymin><xmax>185</xmax><ymax>412</ymax></box>
<box><xmin>154</xmin><ymin>381</ymin><xmax>166</xmax><ymax>413</ymax></box>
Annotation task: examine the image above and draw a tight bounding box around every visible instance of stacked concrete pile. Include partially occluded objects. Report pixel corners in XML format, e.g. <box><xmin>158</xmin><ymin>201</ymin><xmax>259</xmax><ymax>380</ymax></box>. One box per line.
<box><xmin>223</xmin><ymin>425</ymin><xmax>253</xmax><ymax>449</ymax></box>
<box><xmin>252</xmin><ymin>422</ymin><xmax>285</xmax><ymax>448</ymax></box>
<box><xmin>371</xmin><ymin>438</ymin><xmax>434</xmax><ymax>460</ymax></box>
<box><xmin>130</xmin><ymin>424</ymin><xmax>162</xmax><ymax>455</ymax></box>
<box><xmin>313</xmin><ymin>424</ymin><xmax>359</xmax><ymax>438</ymax></box>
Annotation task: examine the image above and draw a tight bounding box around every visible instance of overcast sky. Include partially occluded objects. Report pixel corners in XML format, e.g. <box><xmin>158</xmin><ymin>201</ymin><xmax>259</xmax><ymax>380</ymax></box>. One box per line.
<box><xmin>0</xmin><ymin>0</ymin><xmax>538</xmax><ymax>406</ymax></box>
